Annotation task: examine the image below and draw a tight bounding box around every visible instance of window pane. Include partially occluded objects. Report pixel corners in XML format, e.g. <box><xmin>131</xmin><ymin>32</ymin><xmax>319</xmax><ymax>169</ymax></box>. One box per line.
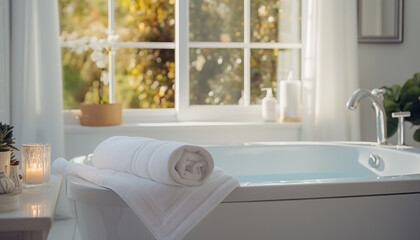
<box><xmin>115</xmin><ymin>48</ymin><xmax>175</xmax><ymax>108</ymax></box>
<box><xmin>251</xmin><ymin>49</ymin><xmax>300</xmax><ymax>104</ymax></box>
<box><xmin>62</xmin><ymin>48</ymin><xmax>103</xmax><ymax>109</ymax></box>
<box><xmin>189</xmin><ymin>0</ymin><xmax>244</xmax><ymax>42</ymax></box>
<box><xmin>59</xmin><ymin>0</ymin><xmax>108</xmax><ymax>41</ymax></box>
<box><xmin>251</xmin><ymin>0</ymin><xmax>301</xmax><ymax>43</ymax></box>
<box><xmin>190</xmin><ymin>48</ymin><xmax>244</xmax><ymax>105</ymax></box>
<box><xmin>115</xmin><ymin>0</ymin><xmax>175</xmax><ymax>42</ymax></box>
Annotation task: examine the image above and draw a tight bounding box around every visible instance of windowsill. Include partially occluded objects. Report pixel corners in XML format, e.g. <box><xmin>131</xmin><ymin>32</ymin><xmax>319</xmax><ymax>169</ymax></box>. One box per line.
<box><xmin>65</xmin><ymin>121</ymin><xmax>301</xmax><ymax>133</ymax></box>
<box><xmin>63</xmin><ymin>107</ymin><xmax>301</xmax><ymax>125</ymax></box>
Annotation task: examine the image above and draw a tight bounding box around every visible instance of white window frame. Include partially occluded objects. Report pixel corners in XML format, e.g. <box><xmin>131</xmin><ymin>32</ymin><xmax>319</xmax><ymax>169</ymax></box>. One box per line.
<box><xmin>177</xmin><ymin>0</ymin><xmax>304</xmax><ymax>121</ymax></box>
<box><xmin>62</xmin><ymin>0</ymin><xmax>306</xmax><ymax>123</ymax></box>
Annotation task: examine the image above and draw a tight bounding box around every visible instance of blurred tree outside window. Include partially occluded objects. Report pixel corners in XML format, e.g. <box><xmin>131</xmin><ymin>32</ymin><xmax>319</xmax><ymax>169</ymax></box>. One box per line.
<box><xmin>60</xmin><ymin>0</ymin><xmax>302</xmax><ymax>112</ymax></box>
<box><xmin>60</xmin><ymin>0</ymin><xmax>175</xmax><ymax>109</ymax></box>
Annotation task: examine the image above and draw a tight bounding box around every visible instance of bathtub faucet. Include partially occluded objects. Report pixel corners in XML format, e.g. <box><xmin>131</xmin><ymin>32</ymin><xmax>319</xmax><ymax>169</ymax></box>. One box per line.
<box><xmin>346</xmin><ymin>88</ymin><xmax>387</xmax><ymax>145</ymax></box>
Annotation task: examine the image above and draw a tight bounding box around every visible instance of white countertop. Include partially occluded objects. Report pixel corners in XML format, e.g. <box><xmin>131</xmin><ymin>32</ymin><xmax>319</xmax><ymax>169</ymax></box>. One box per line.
<box><xmin>0</xmin><ymin>174</ymin><xmax>62</xmax><ymax>232</ymax></box>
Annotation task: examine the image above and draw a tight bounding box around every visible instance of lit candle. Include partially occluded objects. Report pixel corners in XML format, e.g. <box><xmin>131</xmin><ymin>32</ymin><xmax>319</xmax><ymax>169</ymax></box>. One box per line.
<box><xmin>22</xmin><ymin>143</ymin><xmax>51</xmax><ymax>187</ymax></box>
<box><xmin>31</xmin><ymin>204</ymin><xmax>42</xmax><ymax>217</ymax></box>
<box><xmin>25</xmin><ymin>201</ymin><xmax>45</xmax><ymax>217</ymax></box>
<box><xmin>25</xmin><ymin>163</ymin><xmax>44</xmax><ymax>185</ymax></box>
<box><xmin>279</xmin><ymin>72</ymin><xmax>302</xmax><ymax>122</ymax></box>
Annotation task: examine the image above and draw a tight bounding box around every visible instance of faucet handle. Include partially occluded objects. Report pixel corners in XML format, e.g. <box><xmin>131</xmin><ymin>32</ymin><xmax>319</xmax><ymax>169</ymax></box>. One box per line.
<box><xmin>392</xmin><ymin>111</ymin><xmax>411</xmax><ymax>146</ymax></box>
<box><xmin>371</xmin><ymin>88</ymin><xmax>386</xmax><ymax>100</ymax></box>
<box><xmin>392</xmin><ymin>111</ymin><xmax>411</xmax><ymax>119</ymax></box>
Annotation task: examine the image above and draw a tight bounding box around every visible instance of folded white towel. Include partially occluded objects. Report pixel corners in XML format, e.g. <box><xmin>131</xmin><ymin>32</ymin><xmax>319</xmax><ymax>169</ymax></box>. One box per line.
<box><xmin>53</xmin><ymin>158</ymin><xmax>239</xmax><ymax>240</ymax></box>
<box><xmin>92</xmin><ymin>136</ymin><xmax>214</xmax><ymax>186</ymax></box>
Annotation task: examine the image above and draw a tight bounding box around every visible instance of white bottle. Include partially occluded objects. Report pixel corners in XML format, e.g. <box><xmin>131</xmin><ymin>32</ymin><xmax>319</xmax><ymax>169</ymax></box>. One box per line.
<box><xmin>262</xmin><ymin>88</ymin><xmax>277</xmax><ymax>122</ymax></box>
<box><xmin>279</xmin><ymin>72</ymin><xmax>301</xmax><ymax>122</ymax></box>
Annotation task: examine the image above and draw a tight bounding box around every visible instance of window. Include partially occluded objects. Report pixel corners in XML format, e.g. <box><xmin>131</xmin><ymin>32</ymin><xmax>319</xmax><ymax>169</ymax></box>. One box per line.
<box><xmin>60</xmin><ymin>0</ymin><xmax>175</xmax><ymax>110</ymax></box>
<box><xmin>59</xmin><ymin>0</ymin><xmax>303</xmax><ymax>121</ymax></box>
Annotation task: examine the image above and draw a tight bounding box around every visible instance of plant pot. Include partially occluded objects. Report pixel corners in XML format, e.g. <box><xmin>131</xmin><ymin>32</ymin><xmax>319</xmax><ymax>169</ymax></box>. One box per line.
<box><xmin>79</xmin><ymin>103</ymin><xmax>122</xmax><ymax>126</ymax></box>
<box><xmin>0</xmin><ymin>151</ymin><xmax>11</xmax><ymax>177</ymax></box>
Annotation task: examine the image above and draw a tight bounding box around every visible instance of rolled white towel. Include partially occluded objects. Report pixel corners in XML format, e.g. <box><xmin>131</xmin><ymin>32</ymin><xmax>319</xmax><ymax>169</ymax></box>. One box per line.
<box><xmin>92</xmin><ymin>136</ymin><xmax>214</xmax><ymax>186</ymax></box>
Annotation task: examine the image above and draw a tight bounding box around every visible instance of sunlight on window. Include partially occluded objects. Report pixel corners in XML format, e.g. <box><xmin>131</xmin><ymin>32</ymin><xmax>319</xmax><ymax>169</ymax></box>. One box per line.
<box><xmin>251</xmin><ymin>0</ymin><xmax>301</xmax><ymax>43</ymax></box>
<box><xmin>250</xmin><ymin>49</ymin><xmax>301</xmax><ymax>104</ymax></box>
<box><xmin>59</xmin><ymin>0</ymin><xmax>108</xmax><ymax>41</ymax></box>
<box><xmin>115</xmin><ymin>48</ymin><xmax>175</xmax><ymax>108</ymax></box>
<box><xmin>189</xmin><ymin>0</ymin><xmax>244</xmax><ymax>42</ymax></box>
<box><xmin>59</xmin><ymin>0</ymin><xmax>175</xmax><ymax>109</ymax></box>
<box><xmin>190</xmin><ymin>48</ymin><xmax>244</xmax><ymax>105</ymax></box>
<box><xmin>115</xmin><ymin>0</ymin><xmax>175</xmax><ymax>42</ymax></box>
<box><xmin>59</xmin><ymin>0</ymin><xmax>302</xmax><ymax>111</ymax></box>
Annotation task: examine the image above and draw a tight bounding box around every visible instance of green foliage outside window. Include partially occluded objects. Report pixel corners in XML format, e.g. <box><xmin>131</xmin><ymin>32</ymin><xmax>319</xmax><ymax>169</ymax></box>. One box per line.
<box><xmin>60</xmin><ymin>0</ymin><xmax>300</xmax><ymax>109</ymax></box>
<box><xmin>59</xmin><ymin>0</ymin><xmax>175</xmax><ymax>109</ymax></box>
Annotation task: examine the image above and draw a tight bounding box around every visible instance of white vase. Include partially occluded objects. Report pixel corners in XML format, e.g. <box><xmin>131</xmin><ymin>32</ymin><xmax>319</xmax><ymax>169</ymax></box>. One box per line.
<box><xmin>0</xmin><ymin>151</ymin><xmax>11</xmax><ymax>177</ymax></box>
<box><xmin>0</xmin><ymin>171</ymin><xmax>15</xmax><ymax>194</ymax></box>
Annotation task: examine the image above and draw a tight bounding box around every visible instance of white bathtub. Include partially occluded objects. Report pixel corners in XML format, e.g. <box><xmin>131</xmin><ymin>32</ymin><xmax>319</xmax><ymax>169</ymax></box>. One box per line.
<box><xmin>67</xmin><ymin>142</ymin><xmax>420</xmax><ymax>240</ymax></box>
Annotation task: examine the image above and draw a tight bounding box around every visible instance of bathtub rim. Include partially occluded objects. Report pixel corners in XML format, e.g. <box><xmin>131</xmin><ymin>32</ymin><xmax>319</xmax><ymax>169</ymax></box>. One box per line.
<box><xmin>65</xmin><ymin>141</ymin><xmax>420</xmax><ymax>204</ymax></box>
<box><xmin>243</xmin><ymin>141</ymin><xmax>420</xmax><ymax>154</ymax></box>
<box><xmin>66</xmin><ymin>173</ymin><xmax>420</xmax><ymax>206</ymax></box>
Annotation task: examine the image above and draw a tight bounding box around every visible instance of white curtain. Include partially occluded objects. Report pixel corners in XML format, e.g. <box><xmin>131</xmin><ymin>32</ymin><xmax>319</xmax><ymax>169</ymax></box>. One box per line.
<box><xmin>11</xmin><ymin>0</ymin><xmax>65</xmax><ymax>160</ymax></box>
<box><xmin>302</xmin><ymin>0</ymin><xmax>361</xmax><ymax>141</ymax></box>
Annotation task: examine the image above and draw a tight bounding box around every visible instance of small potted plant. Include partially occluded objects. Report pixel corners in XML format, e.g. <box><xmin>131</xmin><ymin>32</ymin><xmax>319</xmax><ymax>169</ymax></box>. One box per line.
<box><xmin>382</xmin><ymin>72</ymin><xmax>420</xmax><ymax>142</ymax></box>
<box><xmin>0</xmin><ymin>122</ymin><xmax>19</xmax><ymax>177</ymax></box>
<box><xmin>69</xmin><ymin>34</ymin><xmax>122</xmax><ymax>126</ymax></box>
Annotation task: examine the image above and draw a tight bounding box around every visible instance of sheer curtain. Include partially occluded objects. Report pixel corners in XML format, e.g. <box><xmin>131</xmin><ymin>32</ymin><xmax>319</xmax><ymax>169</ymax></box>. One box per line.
<box><xmin>10</xmin><ymin>0</ymin><xmax>65</xmax><ymax>160</ymax></box>
<box><xmin>302</xmin><ymin>0</ymin><xmax>361</xmax><ymax>141</ymax></box>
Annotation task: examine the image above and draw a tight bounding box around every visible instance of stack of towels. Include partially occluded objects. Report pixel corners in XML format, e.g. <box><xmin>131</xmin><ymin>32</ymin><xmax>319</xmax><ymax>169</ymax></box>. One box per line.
<box><xmin>53</xmin><ymin>136</ymin><xmax>239</xmax><ymax>240</ymax></box>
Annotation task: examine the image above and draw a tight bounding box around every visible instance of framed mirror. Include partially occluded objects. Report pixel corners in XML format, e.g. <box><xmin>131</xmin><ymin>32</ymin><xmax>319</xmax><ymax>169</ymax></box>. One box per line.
<box><xmin>358</xmin><ymin>0</ymin><xmax>404</xmax><ymax>43</ymax></box>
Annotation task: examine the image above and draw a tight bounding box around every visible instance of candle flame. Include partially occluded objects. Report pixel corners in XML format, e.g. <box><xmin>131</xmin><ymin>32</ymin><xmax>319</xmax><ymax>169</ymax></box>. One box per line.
<box><xmin>31</xmin><ymin>204</ymin><xmax>41</xmax><ymax>217</ymax></box>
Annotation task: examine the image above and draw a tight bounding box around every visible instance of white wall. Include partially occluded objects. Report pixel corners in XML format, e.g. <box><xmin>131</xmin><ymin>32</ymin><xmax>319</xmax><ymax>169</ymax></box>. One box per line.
<box><xmin>358</xmin><ymin>0</ymin><xmax>420</xmax><ymax>148</ymax></box>
<box><xmin>0</xmin><ymin>0</ymin><xmax>10</xmax><ymax>123</ymax></box>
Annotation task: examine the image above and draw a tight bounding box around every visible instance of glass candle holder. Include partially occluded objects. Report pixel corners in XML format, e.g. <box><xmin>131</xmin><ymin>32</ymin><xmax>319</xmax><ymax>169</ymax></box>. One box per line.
<box><xmin>22</xmin><ymin>143</ymin><xmax>51</xmax><ymax>188</ymax></box>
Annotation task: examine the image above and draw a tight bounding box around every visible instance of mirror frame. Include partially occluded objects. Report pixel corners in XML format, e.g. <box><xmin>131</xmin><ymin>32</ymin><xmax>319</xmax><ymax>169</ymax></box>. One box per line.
<box><xmin>358</xmin><ymin>0</ymin><xmax>404</xmax><ymax>43</ymax></box>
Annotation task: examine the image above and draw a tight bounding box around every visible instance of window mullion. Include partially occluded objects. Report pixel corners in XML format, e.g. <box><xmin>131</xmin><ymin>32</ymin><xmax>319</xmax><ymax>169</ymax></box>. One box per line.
<box><xmin>188</xmin><ymin>42</ymin><xmax>246</xmax><ymax>48</ymax></box>
<box><xmin>108</xmin><ymin>0</ymin><xmax>115</xmax><ymax>33</ymax></box>
<box><xmin>117</xmin><ymin>42</ymin><xmax>176</xmax><ymax>49</ymax></box>
<box><xmin>108</xmin><ymin>0</ymin><xmax>115</xmax><ymax>103</ymax></box>
<box><xmin>244</xmin><ymin>48</ymin><xmax>250</xmax><ymax>107</ymax></box>
<box><xmin>108</xmin><ymin>51</ymin><xmax>116</xmax><ymax>103</ymax></box>
<box><xmin>244</xmin><ymin>0</ymin><xmax>251</xmax><ymax>106</ymax></box>
<box><xmin>176</xmin><ymin>0</ymin><xmax>189</xmax><ymax>116</ymax></box>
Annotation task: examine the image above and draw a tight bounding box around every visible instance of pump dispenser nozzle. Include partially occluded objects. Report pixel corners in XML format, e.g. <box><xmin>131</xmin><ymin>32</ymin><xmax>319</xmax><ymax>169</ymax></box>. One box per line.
<box><xmin>287</xmin><ymin>71</ymin><xmax>293</xmax><ymax>81</ymax></box>
<box><xmin>262</xmin><ymin>88</ymin><xmax>273</xmax><ymax>98</ymax></box>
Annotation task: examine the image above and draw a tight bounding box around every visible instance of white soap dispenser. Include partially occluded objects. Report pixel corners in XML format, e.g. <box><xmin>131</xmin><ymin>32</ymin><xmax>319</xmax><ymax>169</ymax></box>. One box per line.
<box><xmin>262</xmin><ymin>88</ymin><xmax>277</xmax><ymax>122</ymax></box>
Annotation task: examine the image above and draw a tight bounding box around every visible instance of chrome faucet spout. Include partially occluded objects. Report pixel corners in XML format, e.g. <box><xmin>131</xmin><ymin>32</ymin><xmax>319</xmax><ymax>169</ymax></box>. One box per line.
<box><xmin>346</xmin><ymin>88</ymin><xmax>387</xmax><ymax>145</ymax></box>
